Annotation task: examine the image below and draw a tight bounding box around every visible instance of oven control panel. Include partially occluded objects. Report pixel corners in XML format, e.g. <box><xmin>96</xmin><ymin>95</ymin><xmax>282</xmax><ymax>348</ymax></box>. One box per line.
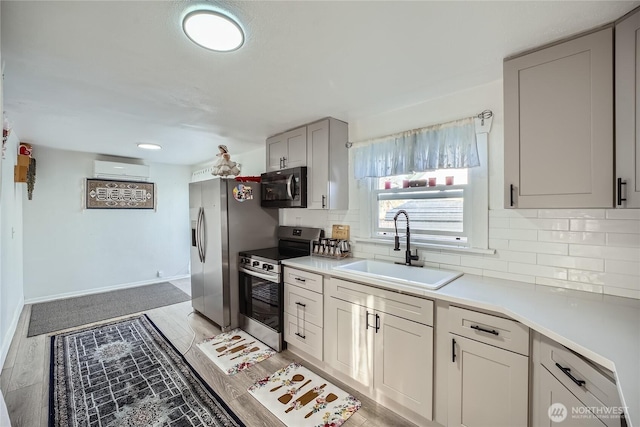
<box><xmin>239</xmin><ymin>257</ymin><xmax>280</xmax><ymax>274</ymax></box>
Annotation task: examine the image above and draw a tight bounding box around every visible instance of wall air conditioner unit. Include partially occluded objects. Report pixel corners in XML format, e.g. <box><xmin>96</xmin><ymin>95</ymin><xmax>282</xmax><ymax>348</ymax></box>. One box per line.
<box><xmin>94</xmin><ymin>160</ymin><xmax>150</xmax><ymax>182</ymax></box>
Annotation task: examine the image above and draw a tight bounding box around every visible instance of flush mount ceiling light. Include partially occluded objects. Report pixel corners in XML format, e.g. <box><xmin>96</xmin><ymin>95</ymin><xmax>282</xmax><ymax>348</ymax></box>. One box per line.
<box><xmin>137</xmin><ymin>143</ymin><xmax>162</xmax><ymax>150</ymax></box>
<box><xmin>182</xmin><ymin>10</ymin><xmax>244</xmax><ymax>52</ymax></box>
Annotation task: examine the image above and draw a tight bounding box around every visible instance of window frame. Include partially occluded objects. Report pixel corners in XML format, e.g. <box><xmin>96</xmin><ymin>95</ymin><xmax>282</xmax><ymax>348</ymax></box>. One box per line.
<box><xmin>372</xmin><ymin>180</ymin><xmax>472</xmax><ymax>248</ymax></box>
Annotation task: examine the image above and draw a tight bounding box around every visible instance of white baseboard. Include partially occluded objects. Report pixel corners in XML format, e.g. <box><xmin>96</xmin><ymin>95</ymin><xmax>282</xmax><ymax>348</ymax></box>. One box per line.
<box><xmin>0</xmin><ymin>295</ymin><xmax>25</xmax><ymax>370</ymax></box>
<box><xmin>24</xmin><ymin>275</ymin><xmax>190</xmax><ymax>305</ymax></box>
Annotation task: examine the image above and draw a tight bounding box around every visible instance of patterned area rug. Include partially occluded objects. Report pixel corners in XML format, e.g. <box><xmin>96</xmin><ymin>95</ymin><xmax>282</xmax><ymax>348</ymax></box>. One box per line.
<box><xmin>248</xmin><ymin>362</ymin><xmax>361</xmax><ymax>427</ymax></box>
<box><xmin>197</xmin><ymin>329</ymin><xmax>276</xmax><ymax>375</ymax></box>
<box><xmin>49</xmin><ymin>315</ymin><xmax>245</xmax><ymax>427</ymax></box>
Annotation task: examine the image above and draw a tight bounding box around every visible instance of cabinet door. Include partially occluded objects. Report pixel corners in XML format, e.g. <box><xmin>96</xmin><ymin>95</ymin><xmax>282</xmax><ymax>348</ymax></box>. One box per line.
<box><xmin>616</xmin><ymin>10</ymin><xmax>640</xmax><ymax>208</ymax></box>
<box><xmin>448</xmin><ymin>334</ymin><xmax>529</xmax><ymax>427</ymax></box>
<box><xmin>374</xmin><ymin>312</ymin><xmax>433</xmax><ymax>420</ymax></box>
<box><xmin>266</xmin><ymin>134</ymin><xmax>288</xmax><ymax>172</ymax></box>
<box><xmin>284</xmin><ymin>127</ymin><xmax>307</xmax><ymax>169</ymax></box>
<box><xmin>307</xmin><ymin>120</ymin><xmax>330</xmax><ymax>209</ymax></box>
<box><xmin>504</xmin><ymin>28</ymin><xmax>613</xmax><ymax>208</ymax></box>
<box><xmin>536</xmin><ymin>366</ymin><xmax>606</xmax><ymax>427</ymax></box>
<box><xmin>324</xmin><ymin>297</ymin><xmax>373</xmax><ymax>389</ymax></box>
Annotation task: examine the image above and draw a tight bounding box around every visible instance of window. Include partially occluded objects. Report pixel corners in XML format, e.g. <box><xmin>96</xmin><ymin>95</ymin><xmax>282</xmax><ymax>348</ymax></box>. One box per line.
<box><xmin>373</xmin><ymin>168</ymin><xmax>471</xmax><ymax>247</ymax></box>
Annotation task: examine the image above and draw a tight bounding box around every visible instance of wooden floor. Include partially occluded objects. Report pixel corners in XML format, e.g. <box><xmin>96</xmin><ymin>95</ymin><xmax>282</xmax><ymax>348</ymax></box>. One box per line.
<box><xmin>0</xmin><ymin>281</ymin><xmax>417</xmax><ymax>427</ymax></box>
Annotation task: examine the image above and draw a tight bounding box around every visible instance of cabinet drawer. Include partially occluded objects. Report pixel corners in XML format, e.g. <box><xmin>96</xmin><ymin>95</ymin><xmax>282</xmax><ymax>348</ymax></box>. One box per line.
<box><xmin>539</xmin><ymin>334</ymin><xmax>621</xmax><ymax>425</ymax></box>
<box><xmin>284</xmin><ymin>283</ymin><xmax>323</xmax><ymax>328</ymax></box>
<box><xmin>327</xmin><ymin>277</ymin><xmax>433</xmax><ymax>326</ymax></box>
<box><xmin>284</xmin><ymin>312</ymin><xmax>323</xmax><ymax>358</ymax></box>
<box><xmin>448</xmin><ymin>306</ymin><xmax>529</xmax><ymax>355</ymax></box>
<box><xmin>284</xmin><ymin>267</ymin><xmax>323</xmax><ymax>294</ymax></box>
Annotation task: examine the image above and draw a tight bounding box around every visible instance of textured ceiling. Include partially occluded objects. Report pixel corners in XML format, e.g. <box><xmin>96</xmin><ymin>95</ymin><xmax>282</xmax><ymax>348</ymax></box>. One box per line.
<box><xmin>2</xmin><ymin>1</ymin><xmax>638</xmax><ymax>165</ymax></box>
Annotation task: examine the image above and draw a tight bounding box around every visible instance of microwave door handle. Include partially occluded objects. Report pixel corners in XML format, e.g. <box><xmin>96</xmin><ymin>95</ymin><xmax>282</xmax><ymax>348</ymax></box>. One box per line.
<box><xmin>286</xmin><ymin>174</ymin><xmax>294</xmax><ymax>200</ymax></box>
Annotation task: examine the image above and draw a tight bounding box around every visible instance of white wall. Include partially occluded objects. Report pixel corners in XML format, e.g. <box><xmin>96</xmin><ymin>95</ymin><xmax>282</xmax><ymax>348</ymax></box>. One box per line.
<box><xmin>22</xmin><ymin>146</ymin><xmax>192</xmax><ymax>302</ymax></box>
<box><xmin>0</xmin><ymin>132</ymin><xmax>25</xmax><ymax>368</ymax></box>
<box><xmin>281</xmin><ymin>79</ymin><xmax>640</xmax><ymax>300</ymax></box>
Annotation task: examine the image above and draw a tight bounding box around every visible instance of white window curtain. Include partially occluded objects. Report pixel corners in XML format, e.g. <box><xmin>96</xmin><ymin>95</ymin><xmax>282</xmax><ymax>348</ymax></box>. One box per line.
<box><xmin>353</xmin><ymin>117</ymin><xmax>480</xmax><ymax>179</ymax></box>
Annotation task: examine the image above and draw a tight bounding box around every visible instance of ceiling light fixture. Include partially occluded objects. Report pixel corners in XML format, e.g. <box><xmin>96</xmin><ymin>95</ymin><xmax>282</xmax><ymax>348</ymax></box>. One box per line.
<box><xmin>137</xmin><ymin>143</ymin><xmax>162</xmax><ymax>150</ymax></box>
<box><xmin>182</xmin><ymin>10</ymin><xmax>244</xmax><ymax>52</ymax></box>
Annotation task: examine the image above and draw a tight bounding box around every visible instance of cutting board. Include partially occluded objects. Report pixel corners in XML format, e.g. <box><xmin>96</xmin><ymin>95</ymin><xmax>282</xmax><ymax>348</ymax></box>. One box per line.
<box><xmin>331</xmin><ymin>225</ymin><xmax>350</xmax><ymax>240</ymax></box>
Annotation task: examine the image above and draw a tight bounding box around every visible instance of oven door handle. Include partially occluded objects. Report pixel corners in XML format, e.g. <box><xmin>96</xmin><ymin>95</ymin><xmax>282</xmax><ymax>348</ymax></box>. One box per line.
<box><xmin>239</xmin><ymin>267</ymin><xmax>280</xmax><ymax>283</ymax></box>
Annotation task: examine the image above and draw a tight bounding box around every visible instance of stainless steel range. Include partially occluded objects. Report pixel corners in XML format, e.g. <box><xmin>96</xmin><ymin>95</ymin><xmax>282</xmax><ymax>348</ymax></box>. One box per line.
<box><xmin>238</xmin><ymin>226</ymin><xmax>323</xmax><ymax>351</ymax></box>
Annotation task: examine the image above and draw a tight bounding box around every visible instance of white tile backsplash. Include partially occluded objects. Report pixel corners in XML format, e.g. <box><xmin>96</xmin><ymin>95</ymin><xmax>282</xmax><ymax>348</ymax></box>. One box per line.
<box><xmin>535</xmin><ymin>277</ymin><xmax>604</xmax><ymax>294</ymax></box>
<box><xmin>537</xmin><ymin>230</ymin><xmax>606</xmax><ymax>245</ymax></box>
<box><xmin>604</xmin><ymin>259</ymin><xmax>640</xmax><ymax>276</ymax></box>
<box><xmin>538</xmin><ymin>209</ymin><xmax>606</xmax><ymax>219</ymax></box>
<box><xmin>508</xmin><ymin>262</ymin><xmax>568</xmax><ymax>280</ymax></box>
<box><xmin>537</xmin><ymin>254</ymin><xmax>604</xmax><ymax>272</ymax></box>
<box><xmin>509</xmin><ymin>218</ymin><xmax>570</xmax><ymax>231</ymax></box>
<box><xmin>570</xmin><ymin>219</ymin><xmax>640</xmax><ymax>233</ymax></box>
<box><xmin>605</xmin><ymin>209</ymin><xmax>640</xmax><ymax>220</ymax></box>
<box><xmin>281</xmin><ymin>207</ymin><xmax>640</xmax><ymax>299</ymax></box>
<box><xmin>508</xmin><ymin>240</ymin><xmax>569</xmax><ymax>255</ymax></box>
<box><xmin>606</xmin><ymin>233</ymin><xmax>640</xmax><ymax>247</ymax></box>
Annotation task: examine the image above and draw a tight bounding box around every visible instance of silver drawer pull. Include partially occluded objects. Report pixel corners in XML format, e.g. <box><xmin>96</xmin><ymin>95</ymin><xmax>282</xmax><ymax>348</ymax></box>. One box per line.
<box><xmin>471</xmin><ymin>324</ymin><xmax>499</xmax><ymax>336</ymax></box>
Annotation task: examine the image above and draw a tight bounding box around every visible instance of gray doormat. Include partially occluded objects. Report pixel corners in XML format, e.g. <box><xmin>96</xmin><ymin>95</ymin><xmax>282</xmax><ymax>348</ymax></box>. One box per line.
<box><xmin>28</xmin><ymin>282</ymin><xmax>190</xmax><ymax>337</ymax></box>
<box><xmin>50</xmin><ymin>315</ymin><xmax>245</xmax><ymax>427</ymax></box>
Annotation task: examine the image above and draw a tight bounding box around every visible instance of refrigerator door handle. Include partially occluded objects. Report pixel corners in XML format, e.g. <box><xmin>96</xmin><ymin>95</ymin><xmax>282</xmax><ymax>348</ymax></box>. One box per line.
<box><xmin>195</xmin><ymin>207</ymin><xmax>202</xmax><ymax>263</ymax></box>
<box><xmin>199</xmin><ymin>207</ymin><xmax>206</xmax><ymax>262</ymax></box>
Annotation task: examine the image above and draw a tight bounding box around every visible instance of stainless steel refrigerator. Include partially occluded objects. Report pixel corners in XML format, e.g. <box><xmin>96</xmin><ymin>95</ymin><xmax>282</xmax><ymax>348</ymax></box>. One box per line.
<box><xmin>189</xmin><ymin>178</ymin><xmax>278</xmax><ymax>331</ymax></box>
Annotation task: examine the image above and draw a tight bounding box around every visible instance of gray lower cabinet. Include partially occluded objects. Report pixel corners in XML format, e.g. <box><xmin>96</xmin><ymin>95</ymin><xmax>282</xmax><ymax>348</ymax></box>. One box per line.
<box><xmin>504</xmin><ymin>27</ymin><xmax>613</xmax><ymax>208</ymax></box>
<box><xmin>616</xmin><ymin>8</ymin><xmax>640</xmax><ymax>208</ymax></box>
<box><xmin>537</xmin><ymin>367</ymin><xmax>606</xmax><ymax>427</ymax></box>
<box><xmin>324</xmin><ymin>278</ymin><xmax>434</xmax><ymax>421</ymax></box>
<box><xmin>448</xmin><ymin>334</ymin><xmax>529</xmax><ymax>427</ymax></box>
<box><xmin>533</xmin><ymin>333</ymin><xmax>625</xmax><ymax>427</ymax></box>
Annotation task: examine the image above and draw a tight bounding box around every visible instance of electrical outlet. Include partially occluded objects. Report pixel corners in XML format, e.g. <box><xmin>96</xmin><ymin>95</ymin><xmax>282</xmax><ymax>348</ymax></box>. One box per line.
<box><xmin>157</xmin><ymin>270</ymin><xmax>163</xmax><ymax>278</ymax></box>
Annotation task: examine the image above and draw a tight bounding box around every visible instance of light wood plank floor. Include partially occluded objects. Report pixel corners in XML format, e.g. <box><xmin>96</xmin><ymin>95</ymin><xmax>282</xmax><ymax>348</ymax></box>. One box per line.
<box><xmin>0</xmin><ymin>284</ymin><xmax>418</xmax><ymax>427</ymax></box>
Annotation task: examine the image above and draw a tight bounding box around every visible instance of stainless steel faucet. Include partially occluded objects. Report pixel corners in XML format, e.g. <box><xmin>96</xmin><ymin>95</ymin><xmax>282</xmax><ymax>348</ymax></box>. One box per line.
<box><xmin>393</xmin><ymin>209</ymin><xmax>420</xmax><ymax>266</ymax></box>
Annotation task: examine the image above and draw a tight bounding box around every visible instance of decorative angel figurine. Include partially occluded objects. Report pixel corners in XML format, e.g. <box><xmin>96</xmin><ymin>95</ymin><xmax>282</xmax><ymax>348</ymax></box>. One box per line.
<box><xmin>211</xmin><ymin>144</ymin><xmax>241</xmax><ymax>176</ymax></box>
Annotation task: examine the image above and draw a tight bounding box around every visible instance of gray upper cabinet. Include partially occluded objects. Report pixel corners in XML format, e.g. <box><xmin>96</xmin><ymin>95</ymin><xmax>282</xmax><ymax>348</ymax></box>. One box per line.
<box><xmin>307</xmin><ymin>118</ymin><xmax>349</xmax><ymax>210</ymax></box>
<box><xmin>504</xmin><ymin>28</ymin><xmax>614</xmax><ymax>208</ymax></box>
<box><xmin>616</xmin><ymin>9</ymin><xmax>640</xmax><ymax>208</ymax></box>
<box><xmin>266</xmin><ymin>126</ymin><xmax>307</xmax><ymax>172</ymax></box>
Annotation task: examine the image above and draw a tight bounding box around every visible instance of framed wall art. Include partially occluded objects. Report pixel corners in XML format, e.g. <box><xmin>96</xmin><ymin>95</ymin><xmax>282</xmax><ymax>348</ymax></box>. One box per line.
<box><xmin>85</xmin><ymin>178</ymin><xmax>155</xmax><ymax>209</ymax></box>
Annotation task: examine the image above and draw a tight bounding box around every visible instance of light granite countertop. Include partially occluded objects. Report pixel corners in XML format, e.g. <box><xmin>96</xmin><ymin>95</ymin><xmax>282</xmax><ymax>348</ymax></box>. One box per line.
<box><xmin>283</xmin><ymin>256</ymin><xmax>640</xmax><ymax>426</ymax></box>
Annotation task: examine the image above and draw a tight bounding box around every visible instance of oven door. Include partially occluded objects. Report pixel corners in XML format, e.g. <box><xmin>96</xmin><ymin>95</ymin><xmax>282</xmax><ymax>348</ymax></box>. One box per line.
<box><xmin>239</xmin><ymin>267</ymin><xmax>283</xmax><ymax>333</ymax></box>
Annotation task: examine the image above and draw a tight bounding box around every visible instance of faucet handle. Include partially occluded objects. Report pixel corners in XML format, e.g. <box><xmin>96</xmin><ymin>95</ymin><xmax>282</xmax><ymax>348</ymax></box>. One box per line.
<box><xmin>410</xmin><ymin>249</ymin><xmax>419</xmax><ymax>260</ymax></box>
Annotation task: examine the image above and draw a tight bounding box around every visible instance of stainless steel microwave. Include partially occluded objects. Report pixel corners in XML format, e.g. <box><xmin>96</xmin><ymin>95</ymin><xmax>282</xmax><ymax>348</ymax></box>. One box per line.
<box><xmin>260</xmin><ymin>167</ymin><xmax>307</xmax><ymax>208</ymax></box>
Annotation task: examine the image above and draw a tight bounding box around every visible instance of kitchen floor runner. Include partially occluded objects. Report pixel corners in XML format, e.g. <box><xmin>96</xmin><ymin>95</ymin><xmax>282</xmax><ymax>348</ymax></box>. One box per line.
<box><xmin>197</xmin><ymin>328</ymin><xmax>276</xmax><ymax>375</ymax></box>
<box><xmin>248</xmin><ymin>362</ymin><xmax>361</xmax><ymax>427</ymax></box>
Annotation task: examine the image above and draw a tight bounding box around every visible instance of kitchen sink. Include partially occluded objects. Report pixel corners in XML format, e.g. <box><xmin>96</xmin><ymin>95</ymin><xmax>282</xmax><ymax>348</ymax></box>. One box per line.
<box><xmin>332</xmin><ymin>259</ymin><xmax>462</xmax><ymax>290</ymax></box>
